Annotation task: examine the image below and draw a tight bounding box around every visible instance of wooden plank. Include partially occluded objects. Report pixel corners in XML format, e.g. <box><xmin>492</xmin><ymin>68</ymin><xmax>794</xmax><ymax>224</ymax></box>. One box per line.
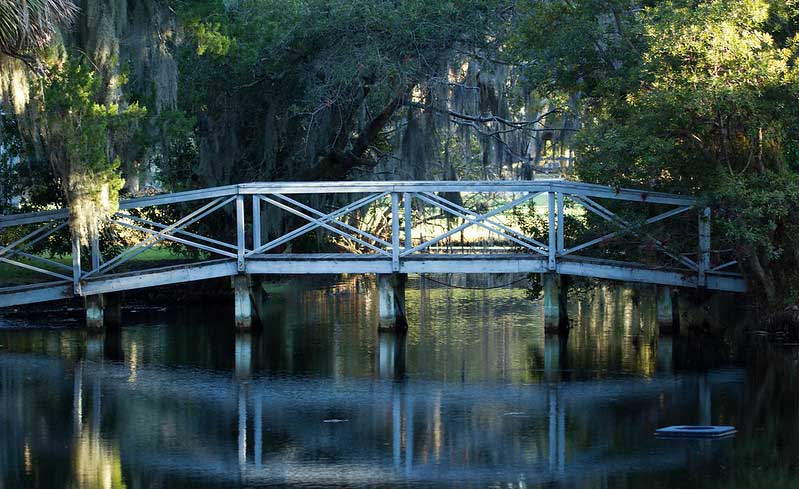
<box><xmin>402</xmin><ymin>257</ymin><xmax>547</xmax><ymax>274</ymax></box>
<box><xmin>246</xmin><ymin>258</ymin><xmax>392</xmax><ymax>275</ymax></box>
<box><xmin>116</xmin><ymin>213</ymin><xmax>238</xmax><ymax>250</ymax></box>
<box><xmin>81</xmin><ymin>260</ymin><xmax>238</xmax><ymax>295</ymax></box>
<box><xmin>0</xmin><ymin>282</ymin><xmax>73</xmax><ymax>307</ymax></box>
<box><xmin>112</xmin><ymin>220</ymin><xmax>237</xmax><ymax>258</ymax></box>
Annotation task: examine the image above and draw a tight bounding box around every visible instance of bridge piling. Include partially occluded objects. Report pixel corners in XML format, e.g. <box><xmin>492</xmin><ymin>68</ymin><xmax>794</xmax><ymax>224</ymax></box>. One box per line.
<box><xmin>233</xmin><ymin>275</ymin><xmax>254</xmax><ymax>330</ymax></box>
<box><xmin>84</xmin><ymin>293</ymin><xmax>122</xmax><ymax>330</ymax></box>
<box><xmin>543</xmin><ymin>273</ymin><xmax>569</xmax><ymax>333</ymax></box>
<box><xmin>378</xmin><ymin>273</ymin><xmax>407</xmax><ymax>332</ymax></box>
<box><xmin>85</xmin><ymin>295</ymin><xmax>105</xmax><ymax>330</ymax></box>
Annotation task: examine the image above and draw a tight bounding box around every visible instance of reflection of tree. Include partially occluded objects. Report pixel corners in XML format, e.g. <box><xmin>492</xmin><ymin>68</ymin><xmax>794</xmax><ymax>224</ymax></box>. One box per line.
<box><xmin>73</xmin><ymin>426</ymin><xmax>126</xmax><ymax>489</ymax></box>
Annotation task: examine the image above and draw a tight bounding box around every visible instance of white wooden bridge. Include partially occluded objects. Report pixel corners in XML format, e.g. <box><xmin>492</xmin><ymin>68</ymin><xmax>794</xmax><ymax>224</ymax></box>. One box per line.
<box><xmin>0</xmin><ymin>180</ymin><xmax>746</xmax><ymax>324</ymax></box>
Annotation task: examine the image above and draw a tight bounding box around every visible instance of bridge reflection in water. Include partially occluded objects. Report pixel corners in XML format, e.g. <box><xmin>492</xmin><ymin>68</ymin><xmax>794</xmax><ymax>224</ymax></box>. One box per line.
<box><xmin>0</xmin><ymin>280</ymin><xmax>755</xmax><ymax>489</ymax></box>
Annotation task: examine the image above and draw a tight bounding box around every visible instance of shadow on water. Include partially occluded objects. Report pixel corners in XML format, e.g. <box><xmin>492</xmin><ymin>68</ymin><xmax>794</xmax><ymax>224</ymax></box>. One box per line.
<box><xmin>0</xmin><ymin>276</ymin><xmax>796</xmax><ymax>488</ymax></box>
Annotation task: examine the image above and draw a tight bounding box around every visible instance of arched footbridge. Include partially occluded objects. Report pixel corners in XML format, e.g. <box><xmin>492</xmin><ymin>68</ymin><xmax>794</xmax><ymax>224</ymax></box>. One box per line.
<box><xmin>0</xmin><ymin>179</ymin><xmax>746</xmax><ymax>309</ymax></box>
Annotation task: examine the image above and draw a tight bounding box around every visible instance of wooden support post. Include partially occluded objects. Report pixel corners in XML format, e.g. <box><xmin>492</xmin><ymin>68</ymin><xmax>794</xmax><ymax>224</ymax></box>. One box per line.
<box><xmin>556</xmin><ymin>192</ymin><xmax>565</xmax><ymax>254</ymax></box>
<box><xmin>233</xmin><ymin>275</ymin><xmax>253</xmax><ymax>330</ymax></box>
<box><xmin>404</xmin><ymin>192</ymin><xmax>412</xmax><ymax>250</ymax></box>
<box><xmin>378</xmin><ymin>273</ymin><xmax>407</xmax><ymax>332</ymax></box>
<box><xmin>391</xmin><ymin>193</ymin><xmax>400</xmax><ymax>272</ymax></box>
<box><xmin>698</xmin><ymin>207</ymin><xmax>711</xmax><ymax>287</ymax></box>
<box><xmin>90</xmin><ymin>234</ymin><xmax>101</xmax><ymax>271</ymax></box>
<box><xmin>548</xmin><ymin>192</ymin><xmax>556</xmax><ymax>270</ymax></box>
<box><xmin>236</xmin><ymin>195</ymin><xmax>246</xmax><ymax>272</ymax></box>
<box><xmin>72</xmin><ymin>234</ymin><xmax>82</xmax><ymax>295</ymax></box>
<box><xmin>656</xmin><ymin>285</ymin><xmax>679</xmax><ymax>334</ymax></box>
<box><xmin>85</xmin><ymin>295</ymin><xmax>105</xmax><ymax>330</ymax></box>
<box><xmin>252</xmin><ymin>195</ymin><xmax>262</xmax><ymax>252</ymax></box>
<box><xmin>543</xmin><ymin>273</ymin><xmax>568</xmax><ymax>333</ymax></box>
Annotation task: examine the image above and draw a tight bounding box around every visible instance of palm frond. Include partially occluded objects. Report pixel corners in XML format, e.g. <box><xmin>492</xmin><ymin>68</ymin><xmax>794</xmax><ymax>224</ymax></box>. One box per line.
<box><xmin>0</xmin><ymin>0</ymin><xmax>78</xmax><ymax>63</ymax></box>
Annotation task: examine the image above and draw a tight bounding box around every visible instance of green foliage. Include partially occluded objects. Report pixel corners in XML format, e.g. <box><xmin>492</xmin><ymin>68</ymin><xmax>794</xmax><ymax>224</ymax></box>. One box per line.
<box><xmin>513</xmin><ymin>0</ymin><xmax>799</xmax><ymax>306</ymax></box>
<box><xmin>169</xmin><ymin>0</ymin><xmax>511</xmax><ymax>182</ymax></box>
<box><xmin>39</xmin><ymin>55</ymin><xmax>146</xmax><ymax>243</ymax></box>
<box><xmin>188</xmin><ymin>20</ymin><xmax>233</xmax><ymax>56</ymax></box>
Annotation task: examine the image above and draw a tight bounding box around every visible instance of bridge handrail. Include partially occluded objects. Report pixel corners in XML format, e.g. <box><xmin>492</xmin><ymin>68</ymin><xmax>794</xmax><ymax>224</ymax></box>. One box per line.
<box><xmin>0</xmin><ymin>179</ymin><xmax>696</xmax><ymax>229</ymax></box>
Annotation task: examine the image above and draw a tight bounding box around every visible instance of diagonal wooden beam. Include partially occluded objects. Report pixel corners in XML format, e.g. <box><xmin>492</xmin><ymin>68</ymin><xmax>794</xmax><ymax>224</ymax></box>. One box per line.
<box><xmin>0</xmin><ymin>221</ymin><xmax>67</xmax><ymax>259</ymax></box>
<box><xmin>562</xmin><ymin>202</ymin><xmax>693</xmax><ymax>256</ymax></box>
<box><xmin>402</xmin><ymin>192</ymin><xmax>546</xmax><ymax>257</ymax></box>
<box><xmin>570</xmin><ymin>195</ymin><xmax>698</xmax><ymax>270</ymax></box>
<box><xmin>0</xmin><ymin>257</ymin><xmax>72</xmax><ymax>281</ymax></box>
<box><xmin>260</xmin><ymin>196</ymin><xmax>391</xmax><ymax>256</ymax></box>
<box><xmin>84</xmin><ymin>196</ymin><xmax>236</xmax><ymax>278</ymax></box>
<box><xmin>112</xmin><ymin>220</ymin><xmax>237</xmax><ymax>258</ymax></box>
<box><xmin>271</xmin><ymin>193</ymin><xmax>391</xmax><ymax>248</ymax></box>
<box><xmin>116</xmin><ymin>213</ymin><xmax>238</xmax><ymax>251</ymax></box>
<box><xmin>248</xmin><ymin>192</ymin><xmax>388</xmax><ymax>256</ymax></box>
<box><xmin>422</xmin><ymin>191</ymin><xmax>549</xmax><ymax>249</ymax></box>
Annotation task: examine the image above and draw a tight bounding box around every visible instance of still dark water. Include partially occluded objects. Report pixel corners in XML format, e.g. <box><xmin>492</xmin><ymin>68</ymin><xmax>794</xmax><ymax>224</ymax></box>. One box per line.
<box><xmin>1</xmin><ymin>276</ymin><xmax>797</xmax><ymax>489</ymax></box>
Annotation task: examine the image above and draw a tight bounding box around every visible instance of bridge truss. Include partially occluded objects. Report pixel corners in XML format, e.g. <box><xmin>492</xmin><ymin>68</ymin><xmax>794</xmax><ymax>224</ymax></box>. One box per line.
<box><xmin>0</xmin><ymin>180</ymin><xmax>746</xmax><ymax>307</ymax></box>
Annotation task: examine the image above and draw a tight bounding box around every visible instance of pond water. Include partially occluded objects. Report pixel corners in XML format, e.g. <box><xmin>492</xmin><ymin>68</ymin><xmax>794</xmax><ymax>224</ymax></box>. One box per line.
<box><xmin>0</xmin><ymin>276</ymin><xmax>797</xmax><ymax>489</ymax></box>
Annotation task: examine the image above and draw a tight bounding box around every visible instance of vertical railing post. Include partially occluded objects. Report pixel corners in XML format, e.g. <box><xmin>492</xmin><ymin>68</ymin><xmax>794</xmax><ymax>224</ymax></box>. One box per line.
<box><xmin>698</xmin><ymin>207</ymin><xmax>711</xmax><ymax>287</ymax></box>
<box><xmin>71</xmin><ymin>231</ymin><xmax>82</xmax><ymax>295</ymax></box>
<box><xmin>90</xmin><ymin>231</ymin><xmax>101</xmax><ymax>272</ymax></box>
<box><xmin>236</xmin><ymin>194</ymin><xmax>246</xmax><ymax>272</ymax></box>
<box><xmin>548</xmin><ymin>191</ymin><xmax>556</xmax><ymax>270</ymax></box>
<box><xmin>403</xmin><ymin>192</ymin><xmax>412</xmax><ymax>251</ymax></box>
<box><xmin>391</xmin><ymin>192</ymin><xmax>400</xmax><ymax>272</ymax></box>
<box><xmin>252</xmin><ymin>195</ymin><xmax>261</xmax><ymax>253</ymax></box>
<box><xmin>556</xmin><ymin>192</ymin><xmax>565</xmax><ymax>255</ymax></box>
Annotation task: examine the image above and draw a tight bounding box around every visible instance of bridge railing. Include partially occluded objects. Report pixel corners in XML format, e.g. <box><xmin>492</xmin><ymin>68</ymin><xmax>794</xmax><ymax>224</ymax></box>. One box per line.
<box><xmin>0</xmin><ymin>180</ymin><xmax>742</xmax><ymax>299</ymax></box>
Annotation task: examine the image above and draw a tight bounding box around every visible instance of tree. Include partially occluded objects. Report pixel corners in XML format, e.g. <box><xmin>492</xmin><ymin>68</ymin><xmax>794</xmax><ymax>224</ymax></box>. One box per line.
<box><xmin>168</xmin><ymin>0</ymin><xmax>551</xmax><ymax>186</ymax></box>
<box><xmin>0</xmin><ymin>0</ymin><xmax>78</xmax><ymax>72</ymax></box>
<box><xmin>512</xmin><ymin>0</ymin><xmax>799</xmax><ymax>306</ymax></box>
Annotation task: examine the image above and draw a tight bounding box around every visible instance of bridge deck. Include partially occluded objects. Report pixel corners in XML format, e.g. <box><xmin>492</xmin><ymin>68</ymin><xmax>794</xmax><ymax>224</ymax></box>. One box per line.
<box><xmin>0</xmin><ymin>253</ymin><xmax>745</xmax><ymax>307</ymax></box>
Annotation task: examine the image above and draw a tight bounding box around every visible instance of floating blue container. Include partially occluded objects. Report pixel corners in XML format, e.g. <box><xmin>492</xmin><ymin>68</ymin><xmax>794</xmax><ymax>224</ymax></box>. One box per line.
<box><xmin>655</xmin><ymin>425</ymin><xmax>736</xmax><ymax>439</ymax></box>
